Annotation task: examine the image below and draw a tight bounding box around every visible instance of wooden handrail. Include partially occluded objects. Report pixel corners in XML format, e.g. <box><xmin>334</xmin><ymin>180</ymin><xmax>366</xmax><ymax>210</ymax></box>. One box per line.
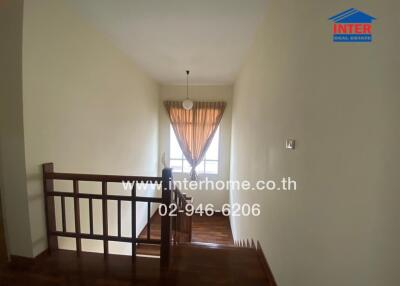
<box><xmin>42</xmin><ymin>163</ymin><xmax>172</xmax><ymax>268</ymax></box>
<box><xmin>45</xmin><ymin>191</ymin><xmax>163</xmax><ymax>203</ymax></box>
<box><xmin>45</xmin><ymin>172</ymin><xmax>162</xmax><ymax>183</ymax></box>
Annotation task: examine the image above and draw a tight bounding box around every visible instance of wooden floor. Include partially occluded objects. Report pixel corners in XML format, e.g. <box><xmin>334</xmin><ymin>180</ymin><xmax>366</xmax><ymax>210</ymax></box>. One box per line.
<box><xmin>191</xmin><ymin>214</ymin><xmax>234</xmax><ymax>245</ymax></box>
<box><xmin>0</xmin><ymin>244</ymin><xmax>272</xmax><ymax>286</ymax></box>
<box><xmin>139</xmin><ymin>213</ymin><xmax>234</xmax><ymax>244</ymax></box>
<box><xmin>137</xmin><ymin>213</ymin><xmax>234</xmax><ymax>256</ymax></box>
<box><xmin>0</xmin><ymin>215</ymin><xmax>273</xmax><ymax>285</ymax></box>
<box><xmin>0</xmin><ymin>214</ymin><xmax>273</xmax><ymax>285</ymax></box>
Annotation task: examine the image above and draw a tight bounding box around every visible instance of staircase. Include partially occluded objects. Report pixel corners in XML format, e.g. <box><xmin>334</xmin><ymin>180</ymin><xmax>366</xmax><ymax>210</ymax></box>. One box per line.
<box><xmin>170</xmin><ymin>242</ymin><xmax>276</xmax><ymax>286</ymax></box>
<box><xmin>1</xmin><ymin>242</ymin><xmax>276</xmax><ymax>286</ymax></box>
<box><xmin>135</xmin><ymin>193</ymin><xmax>277</xmax><ymax>285</ymax></box>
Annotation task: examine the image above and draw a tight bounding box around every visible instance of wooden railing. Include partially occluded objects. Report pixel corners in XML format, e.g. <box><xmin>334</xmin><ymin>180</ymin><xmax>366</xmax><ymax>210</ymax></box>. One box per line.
<box><xmin>171</xmin><ymin>188</ymin><xmax>192</xmax><ymax>244</ymax></box>
<box><xmin>42</xmin><ymin>163</ymin><xmax>173</xmax><ymax>267</ymax></box>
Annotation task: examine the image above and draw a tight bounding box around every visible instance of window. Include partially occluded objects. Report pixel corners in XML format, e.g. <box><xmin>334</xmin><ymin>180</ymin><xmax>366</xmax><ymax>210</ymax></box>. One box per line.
<box><xmin>170</xmin><ymin>125</ymin><xmax>219</xmax><ymax>174</ymax></box>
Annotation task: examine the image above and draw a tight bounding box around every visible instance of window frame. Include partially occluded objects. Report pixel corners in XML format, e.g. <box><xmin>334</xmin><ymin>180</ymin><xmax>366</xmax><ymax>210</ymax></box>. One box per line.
<box><xmin>169</xmin><ymin>125</ymin><xmax>220</xmax><ymax>175</ymax></box>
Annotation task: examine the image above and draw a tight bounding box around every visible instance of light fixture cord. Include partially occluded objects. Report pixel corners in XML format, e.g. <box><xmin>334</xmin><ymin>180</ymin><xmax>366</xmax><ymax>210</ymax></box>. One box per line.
<box><xmin>186</xmin><ymin>70</ymin><xmax>189</xmax><ymax>99</ymax></box>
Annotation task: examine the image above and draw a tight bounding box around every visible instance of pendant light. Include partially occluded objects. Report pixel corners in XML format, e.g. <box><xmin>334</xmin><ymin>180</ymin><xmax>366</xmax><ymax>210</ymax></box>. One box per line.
<box><xmin>182</xmin><ymin>70</ymin><xmax>193</xmax><ymax>110</ymax></box>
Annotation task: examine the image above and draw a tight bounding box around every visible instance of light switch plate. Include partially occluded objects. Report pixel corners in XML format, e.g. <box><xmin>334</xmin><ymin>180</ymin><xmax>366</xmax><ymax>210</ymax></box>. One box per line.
<box><xmin>285</xmin><ymin>139</ymin><xmax>295</xmax><ymax>150</ymax></box>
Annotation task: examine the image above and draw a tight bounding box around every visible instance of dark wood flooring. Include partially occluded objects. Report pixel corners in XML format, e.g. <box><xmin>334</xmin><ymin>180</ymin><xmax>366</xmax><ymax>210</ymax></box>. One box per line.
<box><xmin>136</xmin><ymin>213</ymin><xmax>234</xmax><ymax>256</ymax></box>
<box><xmin>0</xmin><ymin>214</ymin><xmax>271</xmax><ymax>285</ymax></box>
<box><xmin>0</xmin><ymin>244</ymin><xmax>272</xmax><ymax>286</ymax></box>
<box><xmin>0</xmin><ymin>212</ymin><xmax>272</xmax><ymax>286</ymax></box>
<box><xmin>191</xmin><ymin>214</ymin><xmax>234</xmax><ymax>245</ymax></box>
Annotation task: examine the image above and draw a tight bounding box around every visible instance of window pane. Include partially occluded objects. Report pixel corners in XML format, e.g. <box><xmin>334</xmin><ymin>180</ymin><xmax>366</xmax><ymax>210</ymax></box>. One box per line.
<box><xmin>170</xmin><ymin>125</ymin><xmax>183</xmax><ymax>159</ymax></box>
<box><xmin>183</xmin><ymin>159</ymin><xmax>192</xmax><ymax>173</ymax></box>
<box><xmin>205</xmin><ymin>161</ymin><xmax>218</xmax><ymax>174</ymax></box>
<box><xmin>170</xmin><ymin>160</ymin><xmax>182</xmax><ymax>173</ymax></box>
<box><xmin>205</xmin><ymin>128</ymin><xmax>219</xmax><ymax>160</ymax></box>
<box><xmin>196</xmin><ymin>161</ymin><xmax>205</xmax><ymax>174</ymax></box>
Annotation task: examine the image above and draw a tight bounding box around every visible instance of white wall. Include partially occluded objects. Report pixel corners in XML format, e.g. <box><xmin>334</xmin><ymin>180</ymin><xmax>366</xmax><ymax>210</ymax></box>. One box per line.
<box><xmin>230</xmin><ymin>1</ymin><xmax>400</xmax><ymax>286</ymax></box>
<box><xmin>159</xmin><ymin>85</ymin><xmax>232</xmax><ymax>209</ymax></box>
<box><xmin>23</xmin><ymin>0</ymin><xmax>160</xmax><ymax>256</ymax></box>
<box><xmin>0</xmin><ymin>0</ymin><xmax>33</xmax><ymax>258</ymax></box>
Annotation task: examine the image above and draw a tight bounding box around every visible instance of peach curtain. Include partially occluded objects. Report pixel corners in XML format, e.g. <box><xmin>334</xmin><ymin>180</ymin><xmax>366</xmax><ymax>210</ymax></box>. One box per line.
<box><xmin>164</xmin><ymin>101</ymin><xmax>226</xmax><ymax>180</ymax></box>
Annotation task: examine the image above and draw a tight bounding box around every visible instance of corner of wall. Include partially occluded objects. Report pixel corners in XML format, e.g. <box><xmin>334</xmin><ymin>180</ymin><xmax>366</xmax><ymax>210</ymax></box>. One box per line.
<box><xmin>0</xmin><ymin>0</ymin><xmax>34</xmax><ymax>258</ymax></box>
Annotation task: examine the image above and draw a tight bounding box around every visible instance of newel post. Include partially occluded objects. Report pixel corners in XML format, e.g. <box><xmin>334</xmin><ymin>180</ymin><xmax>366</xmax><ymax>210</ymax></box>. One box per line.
<box><xmin>160</xmin><ymin>168</ymin><xmax>172</xmax><ymax>268</ymax></box>
<box><xmin>42</xmin><ymin>163</ymin><xmax>58</xmax><ymax>253</ymax></box>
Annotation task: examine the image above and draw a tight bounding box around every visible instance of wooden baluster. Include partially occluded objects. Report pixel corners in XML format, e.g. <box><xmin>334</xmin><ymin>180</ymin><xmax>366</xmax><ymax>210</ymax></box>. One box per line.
<box><xmin>174</xmin><ymin>194</ymin><xmax>182</xmax><ymax>244</ymax></box>
<box><xmin>73</xmin><ymin>180</ymin><xmax>81</xmax><ymax>255</ymax></box>
<box><xmin>61</xmin><ymin>196</ymin><xmax>66</xmax><ymax>233</ymax></box>
<box><xmin>171</xmin><ymin>192</ymin><xmax>175</xmax><ymax>244</ymax></box>
<box><xmin>89</xmin><ymin>198</ymin><xmax>93</xmax><ymax>235</ymax></box>
<box><xmin>131</xmin><ymin>182</ymin><xmax>136</xmax><ymax>261</ymax></box>
<box><xmin>177</xmin><ymin>192</ymin><xmax>181</xmax><ymax>243</ymax></box>
<box><xmin>182</xmin><ymin>195</ymin><xmax>186</xmax><ymax>243</ymax></box>
<box><xmin>173</xmin><ymin>194</ymin><xmax>177</xmax><ymax>244</ymax></box>
<box><xmin>42</xmin><ymin>163</ymin><xmax>58</xmax><ymax>253</ymax></box>
<box><xmin>184</xmin><ymin>200</ymin><xmax>188</xmax><ymax>242</ymax></box>
<box><xmin>160</xmin><ymin>168</ymin><xmax>172</xmax><ymax>268</ymax></box>
<box><xmin>188</xmin><ymin>209</ymin><xmax>192</xmax><ymax>242</ymax></box>
<box><xmin>184</xmin><ymin>194</ymin><xmax>187</xmax><ymax>241</ymax></box>
<box><xmin>147</xmin><ymin>201</ymin><xmax>151</xmax><ymax>240</ymax></box>
<box><xmin>185</xmin><ymin>196</ymin><xmax>193</xmax><ymax>242</ymax></box>
<box><xmin>117</xmin><ymin>199</ymin><xmax>121</xmax><ymax>238</ymax></box>
<box><xmin>180</xmin><ymin>194</ymin><xmax>183</xmax><ymax>241</ymax></box>
<box><xmin>102</xmin><ymin>181</ymin><xmax>108</xmax><ymax>257</ymax></box>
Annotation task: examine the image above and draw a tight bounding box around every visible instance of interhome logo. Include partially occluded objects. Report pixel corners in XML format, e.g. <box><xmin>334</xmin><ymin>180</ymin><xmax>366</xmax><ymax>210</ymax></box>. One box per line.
<box><xmin>329</xmin><ymin>8</ymin><xmax>376</xmax><ymax>42</ymax></box>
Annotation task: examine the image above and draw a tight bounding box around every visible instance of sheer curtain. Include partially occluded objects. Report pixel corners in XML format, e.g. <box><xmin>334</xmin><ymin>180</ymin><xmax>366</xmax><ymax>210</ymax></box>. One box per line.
<box><xmin>164</xmin><ymin>101</ymin><xmax>226</xmax><ymax>180</ymax></box>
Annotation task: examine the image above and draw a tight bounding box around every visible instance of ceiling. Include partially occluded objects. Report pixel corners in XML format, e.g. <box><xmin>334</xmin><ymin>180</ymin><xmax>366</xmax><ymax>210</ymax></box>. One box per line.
<box><xmin>69</xmin><ymin>0</ymin><xmax>267</xmax><ymax>85</ymax></box>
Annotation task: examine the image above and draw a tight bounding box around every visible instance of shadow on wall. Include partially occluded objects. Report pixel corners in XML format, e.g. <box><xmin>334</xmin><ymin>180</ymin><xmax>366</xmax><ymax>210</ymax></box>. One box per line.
<box><xmin>0</xmin><ymin>190</ymin><xmax>8</xmax><ymax>262</ymax></box>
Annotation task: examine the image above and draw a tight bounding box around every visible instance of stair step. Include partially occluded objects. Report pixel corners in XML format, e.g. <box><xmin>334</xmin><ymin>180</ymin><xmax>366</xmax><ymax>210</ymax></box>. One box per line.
<box><xmin>182</xmin><ymin>241</ymin><xmax>257</xmax><ymax>253</ymax></box>
<box><xmin>170</xmin><ymin>244</ymin><xmax>271</xmax><ymax>286</ymax></box>
<box><xmin>189</xmin><ymin>241</ymin><xmax>238</xmax><ymax>249</ymax></box>
<box><xmin>175</xmin><ymin>244</ymin><xmax>260</xmax><ymax>263</ymax></box>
